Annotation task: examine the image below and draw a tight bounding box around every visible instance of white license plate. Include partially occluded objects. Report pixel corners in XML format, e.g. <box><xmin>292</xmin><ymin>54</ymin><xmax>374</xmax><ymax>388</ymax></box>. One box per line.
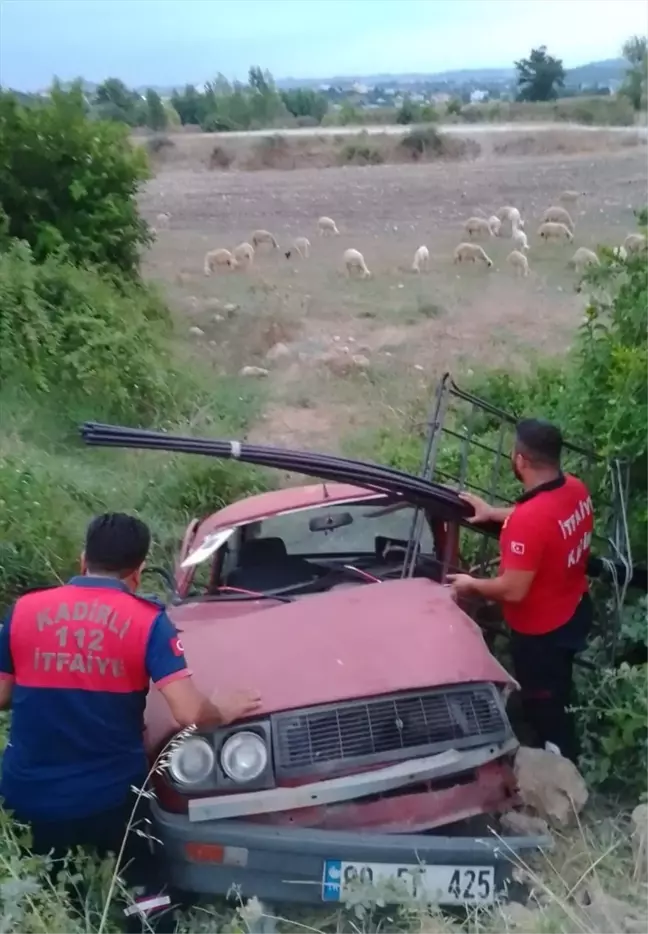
<box><xmin>322</xmin><ymin>860</ymin><xmax>495</xmax><ymax>906</ymax></box>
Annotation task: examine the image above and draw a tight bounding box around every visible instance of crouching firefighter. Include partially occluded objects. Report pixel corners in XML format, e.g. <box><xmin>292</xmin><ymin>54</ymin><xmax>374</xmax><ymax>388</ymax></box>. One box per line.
<box><xmin>0</xmin><ymin>513</ymin><xmax>261</xmax><ymax>932</ymax></box>
<box><xmin>447</xmin><ymin>418</ymin><xmax>594</xmax><ymax>764</ymax></box>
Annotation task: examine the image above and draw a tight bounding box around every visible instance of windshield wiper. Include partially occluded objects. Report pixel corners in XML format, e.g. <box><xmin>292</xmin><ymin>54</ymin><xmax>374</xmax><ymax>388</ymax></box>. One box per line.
<box><xmin>189</xmin><ymin>585</ymin><xmax>294</xmax><ymax>604</ymax></box>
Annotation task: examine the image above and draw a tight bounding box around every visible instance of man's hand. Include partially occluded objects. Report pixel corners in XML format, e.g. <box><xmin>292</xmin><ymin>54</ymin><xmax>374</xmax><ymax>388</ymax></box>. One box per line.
<box><xmin>446</xmin><ymin>573</ymin><xmax>476</xmax><ymax>601</ymax></box>
<box><xmin>213</xmin><ymin>689</ymin><xmax>262</xmax><ymax>725</ymax></box>
<box><xmin>458</xmin><ymin>492</ymin><xmax>494</xmax><ymax>524</ymax></box>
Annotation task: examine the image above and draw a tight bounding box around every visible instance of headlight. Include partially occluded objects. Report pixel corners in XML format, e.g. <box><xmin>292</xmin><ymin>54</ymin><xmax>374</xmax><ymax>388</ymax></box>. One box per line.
<box><xmin>168</xmin><ymin>736</ymin><xmax>215</xmax><ymax>785</ymax></box>
<box><xmin>220</xmin><ymin>731</ymin><xmax>268</xmax><ymax>783</ymax></box>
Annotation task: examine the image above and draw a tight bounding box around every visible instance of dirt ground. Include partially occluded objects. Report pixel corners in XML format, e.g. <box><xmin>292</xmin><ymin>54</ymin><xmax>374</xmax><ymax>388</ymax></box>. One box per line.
<box><xmin>140</xmin><ymin>136</ymin><xmax>647</xmax><ymax>453</ymax></box>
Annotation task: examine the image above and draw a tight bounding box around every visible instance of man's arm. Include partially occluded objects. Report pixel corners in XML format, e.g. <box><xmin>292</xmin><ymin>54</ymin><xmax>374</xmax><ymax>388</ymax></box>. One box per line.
<box><xmin>0</xmin><ymin>607</ymin><xmax>15</xmax><ymax>710</ymax></box>
<box><xmin>146</xmin><ymin>611</ymin><xmax>260</xmax><ymax>728</ymax></box>
<box><xmin>459</xmin><ymin>492</ymin><xmax>513</xmax><ymax>526</ymax></box>
<box><xmin>448</xmin><ymin>508</ymin><xmax>545</xmax><ymax>604</ymax></box>
<box><xmin>450</xmin><ymin>568</ymin><xmax>536</xmax><ymax>603</ymax></box>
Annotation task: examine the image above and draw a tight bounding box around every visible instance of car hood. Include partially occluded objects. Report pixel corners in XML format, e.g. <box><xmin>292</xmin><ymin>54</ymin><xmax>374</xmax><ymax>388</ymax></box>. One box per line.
<box><xmin>145</xmin><ymin>578</ymin><xmax>515</xmax><ymax>748</ymax></box>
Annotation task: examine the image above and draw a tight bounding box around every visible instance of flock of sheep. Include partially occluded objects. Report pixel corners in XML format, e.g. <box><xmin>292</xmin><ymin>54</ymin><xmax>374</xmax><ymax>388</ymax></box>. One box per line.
<box><xmin>157</xmin><ymin>191</ymin><xmax>646</xmax><ymax>284</ymax></box>
<box><xmin>451</xmin><ymin>190</ymin><xmax>646</xmax><ymax>279</ymax></box>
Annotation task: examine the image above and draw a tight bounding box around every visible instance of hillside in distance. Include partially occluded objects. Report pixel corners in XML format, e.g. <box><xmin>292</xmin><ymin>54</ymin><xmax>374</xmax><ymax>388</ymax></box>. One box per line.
<box><xmin>277</xmin><ymin>58</ymin><xmax>628</xmax><ymax>89</ymax></box>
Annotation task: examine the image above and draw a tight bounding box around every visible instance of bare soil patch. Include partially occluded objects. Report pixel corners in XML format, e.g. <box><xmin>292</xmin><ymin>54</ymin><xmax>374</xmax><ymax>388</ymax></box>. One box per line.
<box><xmin>140</xmin><ymin>143</ymin><xmax>646</xmax><ymax>453</ymax></box>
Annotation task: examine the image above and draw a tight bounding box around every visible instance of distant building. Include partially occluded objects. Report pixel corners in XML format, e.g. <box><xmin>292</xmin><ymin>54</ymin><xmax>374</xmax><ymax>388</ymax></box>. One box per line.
<box><xmin>431</xmin><ymin>92</ymin><xmax>451</xmax><ymax>104</ymax></box>
<box><xmin>470</xmin><ymin>89</ymin><xmax>489</xmax><ymax>103</ymax></box>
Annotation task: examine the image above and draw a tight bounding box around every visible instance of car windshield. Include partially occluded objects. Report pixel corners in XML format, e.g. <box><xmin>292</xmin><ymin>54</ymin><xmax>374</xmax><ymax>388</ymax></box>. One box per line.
<box><xmin>186</xmin><ymin>499</ymin><xmax>438</xmax><ymax>600</ymax></box>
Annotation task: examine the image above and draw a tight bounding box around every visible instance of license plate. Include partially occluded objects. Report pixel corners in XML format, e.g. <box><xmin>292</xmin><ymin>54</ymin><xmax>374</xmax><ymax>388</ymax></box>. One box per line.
<box><xmin>322</xmin><ymin>860</ymin><xmax>495</xmax><ymax>906</ymax></box>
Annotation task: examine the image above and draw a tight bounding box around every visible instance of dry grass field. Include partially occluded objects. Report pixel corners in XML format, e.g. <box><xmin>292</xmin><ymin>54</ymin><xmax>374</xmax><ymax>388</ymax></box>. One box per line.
<box><xmin>139</xmin><ymin>129</ymin><xmax>646</xmax><ymax>457</ymax></box>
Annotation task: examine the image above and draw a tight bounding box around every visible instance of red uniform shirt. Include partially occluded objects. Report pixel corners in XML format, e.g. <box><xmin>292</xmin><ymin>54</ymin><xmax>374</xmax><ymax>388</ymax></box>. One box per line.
<box><xmin>499</xmin><ymin>473</ymin><xmax>593</xmax><ymax>635</ymax></box>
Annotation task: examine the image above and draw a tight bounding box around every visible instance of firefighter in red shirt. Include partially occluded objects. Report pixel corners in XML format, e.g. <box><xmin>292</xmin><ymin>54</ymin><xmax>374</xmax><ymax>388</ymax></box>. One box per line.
<box><xmin>448</xmin><ymin>418</ymin><xmax>594</xmax><ymax>764</ymax></box>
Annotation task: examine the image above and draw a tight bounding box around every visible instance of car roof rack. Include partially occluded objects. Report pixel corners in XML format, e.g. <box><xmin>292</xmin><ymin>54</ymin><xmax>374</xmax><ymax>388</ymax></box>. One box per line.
<box><xmin>402</xmin><ymin>372</ymin><xmax>633</xmax><ymax>660</ymax></box>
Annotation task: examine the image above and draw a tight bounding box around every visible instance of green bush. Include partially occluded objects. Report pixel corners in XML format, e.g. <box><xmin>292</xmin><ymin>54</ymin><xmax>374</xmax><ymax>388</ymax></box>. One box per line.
<box><xmin>0</xmin><ymin>86</ymin><xmax>151</xmax><ymax>277</ymax></box>
<box><xmin>339</xmin><ymin>140</ymin><xmax>385</xmax><ymax>165</ymax></box>
<box><xmin>0</xmin><ymin>242</ymin><xmax>173</xmax><ymax>422</ymax></box>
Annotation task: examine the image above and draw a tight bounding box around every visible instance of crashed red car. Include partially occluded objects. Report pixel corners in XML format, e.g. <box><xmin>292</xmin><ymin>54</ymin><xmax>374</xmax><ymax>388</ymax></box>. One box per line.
<box><xmin>81</xmin><ymin>375</ymin><xmax>630</xmax><ymax>910</ymax></box>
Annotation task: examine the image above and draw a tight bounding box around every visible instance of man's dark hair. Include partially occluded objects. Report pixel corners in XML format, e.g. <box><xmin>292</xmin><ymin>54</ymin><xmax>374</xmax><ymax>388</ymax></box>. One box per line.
<box><xmin>514</xmin><ymin>418</ymin><xmax>563</xmax><ymax>467</ymax></box>
<box><xmin>84</xmin><ymin>513</ymin><xmax>151</xmax><ymax>575</ymax></box>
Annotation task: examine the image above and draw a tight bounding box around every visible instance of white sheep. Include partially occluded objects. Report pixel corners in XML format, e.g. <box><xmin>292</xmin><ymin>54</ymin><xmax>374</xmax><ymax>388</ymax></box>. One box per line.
<box><xmin>344</xmin><ymin>248</ymin><xmax>371</xmax><ymax>278</ymax></box>
<box><xmin>204</xmin><ymin>248</ymin><xmax>235</xmax><ymax>275</ymax></box>
<box><xmin>488</xmin><ymin>215</ymin><xmax>502</xmax><ymax>236</ymax></box>
<box><xmin>318</xmin><ymin>216</ymin><xmax>340</xmax><ymax>236</ymax></box>
<box><xmin>412</xmin><ymin>245</ymin><xmax>430</xmax><ymax>273</ymax></box>
<box><xmin>624</xmin><ymin>233</ymin><xmax>647</xmax><ymax>255</ymax></box>
<box><xmin>453</xmin><ymin>242</ymin><xmax>493</xmax><ymax>268</ymax></box>
<box><xmin>232</xmin><ymin>241</ymin><xmax>255</xmax><ymax>268</ymax></box>
<box><xmin>537</xmin><ymin>222</ymin><xmax>574</xmax><ymax>243</ymax></box>
<box><xmin>507</xmin><ymin>250</ymin><xmax>530</xmax><ymax>277</ymax></box>
<box><xmin>464</xmin><ymin>216</ymin><xmax>493</xmax><ymax>240</ymax></box>
<box><xmin>541</xmin><ymin>205</ymin><xmax>575</xmax><ymax>233</ymax></box>
<box><xmin>251</xmin><ymin>229</ymin><xmax>279</xmax><ymax>249</ymax></box>
<box><xmin>292</xmin><ymin>236</ymin><xmax>311</xmax><ymax>259</ymax></box>
<box><xmin>155</xmin><ymin>211</ymin><xmax>171</xmax><ymax>228</ymax></box>
<box><xmin>497</xmin><ymin>206</ymin><xmax>524</xmax><ymax>230</ymax></box>
<box><xmin>568</xmin><ymin>247</ymin><xmax>600</xmax><ymax>273</ymax></box>
<box><xmin>512</xmin><ymin>227</ymin><xmax>529</xmax><ymax>252</ymax></box>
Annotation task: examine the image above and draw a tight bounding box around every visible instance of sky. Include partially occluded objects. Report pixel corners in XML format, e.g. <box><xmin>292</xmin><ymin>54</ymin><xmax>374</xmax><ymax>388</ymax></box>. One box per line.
<box><xmin>0</xmin><ymin>0</ymin><xmax>646</xmax><ymax>91</ymax></box>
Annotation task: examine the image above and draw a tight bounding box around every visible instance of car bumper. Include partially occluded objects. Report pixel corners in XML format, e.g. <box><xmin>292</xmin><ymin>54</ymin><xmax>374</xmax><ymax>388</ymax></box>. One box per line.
<box><xmin>152</xmin><ymin>802</ymin><xmax>551</xmax><ymax>905</ymax></box>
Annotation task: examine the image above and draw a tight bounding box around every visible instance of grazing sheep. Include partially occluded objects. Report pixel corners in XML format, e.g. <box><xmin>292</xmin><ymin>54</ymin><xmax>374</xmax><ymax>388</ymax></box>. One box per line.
<box><xmin>612</xmin><ymin>245</ymin><xmax>628</xmax><ymax>261</ymax></box>
<box><xmin>541</xmin><ymin>205</ymin><xmax>575</xmax><ymax>233</ymax></box>
<box><xmin>318</xmin><ymin>216</ymin><xmax>340</xmax><ymax>236</ymax></box>
<box><xmin>497</xmin><ymin>206</ymin><xmax>524</xmax><ymax>230</ymax></box>
<box><xmin>251</xmin><ymin>229</ymin><xmax>279</xmax><ymax>249</ymax></box>
<box><xmin>559</xmin><ymin>190</ymin><xmax>583</xmax><ymax>205</ymax></box>
<box><xmin>464</xmin><ymin>216</ymin><xmax>493</xmax><ymax>240</ymax></box>
<box><xmin>412</xmin><ymin>245</ymin><xmax>430</xmax><ymax>273</ymax></box>
<box><xmin>232</xmin><ymin>241</ymin><xmax>255</xmax><ymax>268</ymax></box>
<box><xmin>568</xmin><ymin>247</ymin><xmax>600</xmax><ymax>273</ymax></box>
<box><xmin>512</xmin><ymin>227</ymin><xmax>530</xmax><ymax>252</ymax></box>
<box><xmin>507</xmin><ymin>250</ymin><xmax>530</xmax><ymax>277</ymax></box>
<box><xmin>453</xmin><ymin>242</ymin><xmax>493</xmax><ymax>268</ymax></box>
<box><xmin>537</xmin><ymin>222</ymin><xmax>574</xmax><ymax>243</ymax></box>
<box><xmin>488</xmin><ymin>215</ymin><xmax>502</xmax><ymax>236</ymax></box>
<box><xmin>155</xmin><ymin>211</ymin><xmax>171</xmax><ymax>228</ymax></box>
<box><xmin>292</xmin><ymin>236</ymin><xmax>311</xmax><ymax>258</ymax></box>
<box><xmin>204</xmin><ymin>248</ymin><xmax>235</xmax><ymax>275</ymax></box>
<box><xmin>624</xmin><ymin>233</ymin><xmax>647</xmax><ymax>255</ymax></box>
<box><xmin>344</xmin><ymin>248</ymin><xmax>371</xmax><ymax>278</ymax></box>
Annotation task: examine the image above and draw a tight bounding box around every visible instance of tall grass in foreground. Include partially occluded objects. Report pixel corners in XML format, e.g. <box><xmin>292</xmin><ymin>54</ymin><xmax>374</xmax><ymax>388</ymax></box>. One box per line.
<box><xmin>0</xmin><ymin>788</ymin><xmax>644</xmax><ymax>933</ymax></box>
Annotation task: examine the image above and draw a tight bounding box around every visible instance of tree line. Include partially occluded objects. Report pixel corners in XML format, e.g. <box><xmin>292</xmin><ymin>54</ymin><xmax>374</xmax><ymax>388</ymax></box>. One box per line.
<box><xmin>3</xmin><ymin>37</ymin><xmax>644</xmax><ymax>135</ymax></box>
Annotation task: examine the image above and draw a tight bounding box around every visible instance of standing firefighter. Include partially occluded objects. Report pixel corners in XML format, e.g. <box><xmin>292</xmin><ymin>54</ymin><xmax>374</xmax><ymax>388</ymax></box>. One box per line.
<box><xmin>0</xmin><ymin>513</ymin><xmax>261</xmax><ymax>932</ymax></box>
<box><xmin>448</xmin><ymin>418</ymin><xmax>594</xmax><ymax>764</ymax></box>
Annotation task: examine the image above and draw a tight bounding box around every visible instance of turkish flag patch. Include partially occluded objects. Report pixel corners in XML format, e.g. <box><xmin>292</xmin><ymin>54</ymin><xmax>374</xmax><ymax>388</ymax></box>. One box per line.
<box><xmin>511</xmin><ymin>541</ymin><xmax>526</xmax><ymax>555</ymax></box>
<box><xmin>170</xmin><ymin>636</ymin><xmax>184</xmax><ymax>656</ymax></box>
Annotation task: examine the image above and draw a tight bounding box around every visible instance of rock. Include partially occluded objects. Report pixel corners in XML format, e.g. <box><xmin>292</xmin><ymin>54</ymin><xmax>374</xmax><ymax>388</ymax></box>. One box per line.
<box><xmin>265</xmin><ymin>342</ymin><xmax>291</xmax><ymax>363</ymax></box>
<box><xmin>188</xmin><ymin>326</ymin><xmax>205</xmax><ymax>337</ymax></box>
<box><xmin>239</xmin><ymin>366</ymin><xmax>269</xmax><ymax>378</ymax></box>
<box><xmin>224</xmin><ymin>303</ymin><xmax>239</xmax><ymax>316</ymax></box>
<box><xmin>205</xmin><ymin>298</ymin><xmax>222</xmax><ymax>311</ymax></box>
<box><xmin>321</xmin><ymin>352</ymin><xmax>370</xmax><ymax>377</ymax></box>
<box><xmin>577</xmin><ymin>882</ymin><xmax>645</xmax><ymax>933</ymax></box>
<box><xmin>350</xmin><ymin>353</ymin><xmax>370</xmax><ymax>370</ymax></box>
<box><xmin>414</xmin><ymin>364</ymin><xmax>425</xmax><ymax>372</ymax></box>
<box><xmin>501</xmin><ymin>810</ymin><xmax>550</xmax><ymax>836</ymax></box>
<box><xmin>514</xmin><ymin>746</ymin><xmax>588</xmax><ymax>827</ymax></box>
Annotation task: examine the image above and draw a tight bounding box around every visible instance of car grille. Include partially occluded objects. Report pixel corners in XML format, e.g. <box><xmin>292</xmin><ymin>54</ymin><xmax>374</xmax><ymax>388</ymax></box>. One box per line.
<box><xmin>272</xmin><ymin>684</ymin><xmax>509</xmax><ymax>777</ymax></box>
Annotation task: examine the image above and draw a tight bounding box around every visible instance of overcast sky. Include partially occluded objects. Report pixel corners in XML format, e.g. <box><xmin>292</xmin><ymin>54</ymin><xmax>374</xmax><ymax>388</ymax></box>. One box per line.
<box><xmin>1</xmin><ymin>0</ymin><xmax>646</xmax><ymax>91</ymax></box>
